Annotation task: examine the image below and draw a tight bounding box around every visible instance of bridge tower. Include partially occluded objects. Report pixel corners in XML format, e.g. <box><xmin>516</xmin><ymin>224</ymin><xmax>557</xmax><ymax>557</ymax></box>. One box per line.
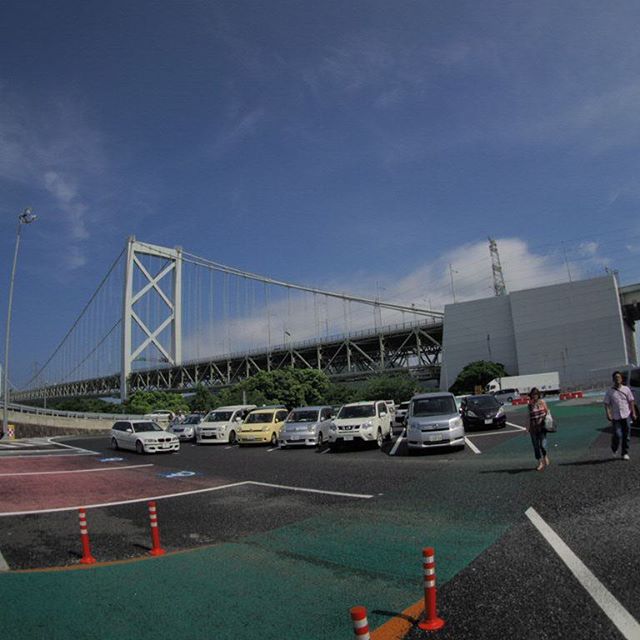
<box><xmin>122</xmin><ymin>237</ymin><xmax>182</xmax><ymax>400</ymax></box>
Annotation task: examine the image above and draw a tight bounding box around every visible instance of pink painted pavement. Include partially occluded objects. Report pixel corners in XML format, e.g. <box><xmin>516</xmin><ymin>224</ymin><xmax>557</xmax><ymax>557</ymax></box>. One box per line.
<box><xmin>0</xmin><ymin>456</ymin><xmax>231</xmax><ymax>514</ymax></box>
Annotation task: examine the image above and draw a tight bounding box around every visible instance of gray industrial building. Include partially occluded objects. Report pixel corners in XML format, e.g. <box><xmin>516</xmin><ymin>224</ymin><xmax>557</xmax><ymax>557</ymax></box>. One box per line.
<box><xmin>440</xmin><ymin>275</ymin><xmax>637</xmax><ymax>391</ymax></box>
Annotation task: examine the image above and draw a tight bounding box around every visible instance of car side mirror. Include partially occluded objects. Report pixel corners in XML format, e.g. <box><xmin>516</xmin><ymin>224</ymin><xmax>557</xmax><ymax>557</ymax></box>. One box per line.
<box><xmin>126</xmin><ymin>428</ymin><xmax>133</xmax><ymax>433</ymax></box>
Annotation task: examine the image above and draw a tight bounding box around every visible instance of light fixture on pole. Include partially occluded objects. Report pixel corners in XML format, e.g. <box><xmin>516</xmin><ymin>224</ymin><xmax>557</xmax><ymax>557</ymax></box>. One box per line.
<box><xmin>2</xmin><ymin>207</ymin><xmax>38</xmax><ymax>438</ymax></box>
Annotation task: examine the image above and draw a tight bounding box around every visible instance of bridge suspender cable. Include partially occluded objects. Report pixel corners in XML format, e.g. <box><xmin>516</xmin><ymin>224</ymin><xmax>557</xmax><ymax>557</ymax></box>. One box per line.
<box><xmin>176</xmin><ymin>250</ymin><xmax>444</xmax><ymax>319</ymax></box>
<box><xmin>23</xmin><ymin>247</ymin><xmax>127</xmax><ymax>389</ymax></box>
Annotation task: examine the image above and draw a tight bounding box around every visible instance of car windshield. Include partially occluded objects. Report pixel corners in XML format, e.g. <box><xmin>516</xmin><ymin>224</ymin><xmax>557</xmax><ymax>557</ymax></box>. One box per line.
<box><xmin>338</xmin><ymin>405</ymin><xmax>376</xmax><ymax>419</ymax></box>
<box><xmin>287</xmin><ymin>410</ymin><xmax>319</xmax><ymax>422</ymax></box>
<box><xmin>183</xmin><ymin>415</ymin><xmax>201</xmax><ymax>424</ymax></box>
<box><xmin>245</xmin><ymin>412</ymin><xmax>273</xmax><ymax>424</ymax></box>
<box><xmin>398</xmin><ymin>402</ymin><xmax>410</xmax><ymax>410</ymax></box>
<box><xmin>412</xmin><ymin>397</ymin><xmax>457</xmax><ymax>416</ymax></box>
<box><xmin>133</xmin><ymin>422</ymin><xmax>163</xmax><ymax>433</ymax></box>
<box><xmin>206</xmin><ymin>411</ymin><xmax>233</xmax><ymax>422</ymax></box>
<box><xmin>467</xmin><ymin>396</ymin><xmax>500</xmax><ymax>409</ymax></box>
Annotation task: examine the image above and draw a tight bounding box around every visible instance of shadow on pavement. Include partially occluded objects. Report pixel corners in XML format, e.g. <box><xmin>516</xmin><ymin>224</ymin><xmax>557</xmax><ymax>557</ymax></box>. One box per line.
<box><xmin>559</xmin><ymin>459</ymin><xmax>618</xmax><ymax>467</ymax></box>
<box><xmin>479</xmin><ymin>467</ymin><xmax>536</xmax><ymax>475</ymax></box>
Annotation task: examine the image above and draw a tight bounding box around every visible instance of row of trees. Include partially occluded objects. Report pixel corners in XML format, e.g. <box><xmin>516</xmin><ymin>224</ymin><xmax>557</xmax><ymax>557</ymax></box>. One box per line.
<box><xmin>44</xmin><ymin>369</ymin><xmax>423</xmax><ymax>415</ymax></box>
<box><xmin>41</xmin><ymin>360</ymin><xmax>509</xmax><ymax>415</ymax></box>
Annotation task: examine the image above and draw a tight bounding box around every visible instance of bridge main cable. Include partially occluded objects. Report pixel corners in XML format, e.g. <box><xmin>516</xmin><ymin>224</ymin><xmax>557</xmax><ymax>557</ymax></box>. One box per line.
<box><xmin>147</xmin><ymin>245</ymin><xmax>445</xmax><ymax>319</ymax></box>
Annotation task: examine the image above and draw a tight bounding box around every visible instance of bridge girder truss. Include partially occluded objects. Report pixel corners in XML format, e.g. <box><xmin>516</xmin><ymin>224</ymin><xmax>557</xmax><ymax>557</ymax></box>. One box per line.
<box><xmin>15</xmin><ymin>322</ymin><xmax>442</xmax><ymax>401</ymax></box>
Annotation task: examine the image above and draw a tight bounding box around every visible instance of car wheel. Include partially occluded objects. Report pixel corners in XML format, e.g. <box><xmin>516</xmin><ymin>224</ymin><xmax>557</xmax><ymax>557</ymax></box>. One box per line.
<box><xmin>507</xmin><ymin>397</ymin><xmax>513</xmax><ymax>403</ymax></box>
<box><xmin>376</xmin><ymin>428</ymin><xmax>383</xmax><ymax>448</ymax></box>
<box><xmin>229</xmin><ymin>430</ymin><xmax>237</xmax><ymax>445</ymax></box>
<box><xmin>317</xmin><ymin>432</ymin><xmax>323</xmax><ymax>448</ymax></box>
<box><xmin>270</xmin><ymin>432</ymin><xmax>278</xmax><ymax>446</ymax></box>
<box><xmin>136</xmin><ymin>440</ymin><xmax>144</xmax><ymax>454</ymax></box>
<box><xmin>111</xmin><ymin>437</ymin><xmax>119</xmax><ymax>451</ymax></box>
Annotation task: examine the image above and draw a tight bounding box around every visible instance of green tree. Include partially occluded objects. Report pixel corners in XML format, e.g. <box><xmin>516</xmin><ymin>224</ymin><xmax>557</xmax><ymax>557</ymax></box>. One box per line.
<box><xmin>209</xmin><ymin>368</ymin><xmax>333</xmax><ymax>409</ymax></box>
<box><xmin>356</xmin><ymin>373</ymin><xmax>419</xmax><ymax>403</ymax></box>
<box><xmin>123</xmin><ymin>391</ymin><xmax>189</xmax><ymax>415</ymax></box>
<box><xmin>448</xmin><ymin>360</ymin><xmax>508</xmax><ymax>395</ymax></box>
<box><xmin>189</xmin><ymin>384</ymin><xmax>215</xmax><ymax>412</ymax></box>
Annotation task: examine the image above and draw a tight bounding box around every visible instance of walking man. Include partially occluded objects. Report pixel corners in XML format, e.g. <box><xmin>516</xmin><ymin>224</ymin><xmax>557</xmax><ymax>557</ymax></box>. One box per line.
<box><xmin>604</xmin><ymin>371</ymin><xmax>637</xmax><ymax>461</ymax></box>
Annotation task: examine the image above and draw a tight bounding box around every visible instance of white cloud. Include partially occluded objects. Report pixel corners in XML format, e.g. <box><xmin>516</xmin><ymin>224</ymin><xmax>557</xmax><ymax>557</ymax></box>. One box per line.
<box><xmin>209</xmin><ymin>108</ymin><xmax>265</xmax><ymax>159</ymax></box>
<box><xmin>0</xmin><ymin>87</ymin><xmax>106</xmax><ymax>266</ymax></box>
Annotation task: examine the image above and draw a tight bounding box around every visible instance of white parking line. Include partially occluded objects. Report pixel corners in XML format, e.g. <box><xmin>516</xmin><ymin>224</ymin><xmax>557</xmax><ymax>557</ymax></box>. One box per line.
<box><xmin>47</xmin><ymin>438</ymin><xmax>101</xmax><ymax>454</ymax></box>
<box><xmin>526</xmin><ymin>507</ymin><xmax>640</xmax><ymax>639</ymax></box>
<box><xmin>390</xmin><ymin>433</ymin><xmax>404</xmax><ymax>456</ymax></box>
<box><xmin>0</xmin><ymin>464</ymin><xmax>153</xmax><ymax>477</ymax></box>
<box><xmin>464</xmin><ymin>437</ymin><xmax>481</xmax><ymax>454</ymax></box>
<box><xmin>0</xmin><ymin>549</ymin><xmax>9</xmax><ymax>571</ymax></box>
<box><xmin>248</xmin><ymin>481</ymin><xmax>373</xmax><ymax>499</ymax></box>
<box><xmin>267</xmin><ymin>446</ymin><xmax>279</xmax><ymax>452</ymax></box>
<box><xmin>506</xmin><ymin>421</ymin><xmax>527</xmax><ymax>431</ymax></box>
<box><xmin>466</xmin><ymin>428</ymin><xmax>525</xmax><ymax>438</ymax></box>
<box><xmin>0</xmin><ymin>479</ymin><xmax>373</xmax><ymax>517</ymax></box>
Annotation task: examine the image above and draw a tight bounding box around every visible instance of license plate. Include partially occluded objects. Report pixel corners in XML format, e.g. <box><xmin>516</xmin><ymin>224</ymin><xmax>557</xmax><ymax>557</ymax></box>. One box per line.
<box><xmin>428</xmin><ymin>434</ymin><xmax>443</xmax><ymax>442</ymax></box>
<box><xmin>161</xmin><ymin>444</ymin><xmax>170</xmax><ymax>449</ymax></box>
<box><xmin>292</xmin><ymin>435</ymin><xmax>301</xmax><ymax>441</ymax></box>
<box><xmin>484</xmin><ymin>419</ymin><xmax>493</xmax><ymax>425</ymax></box>
<box><xmin>344</xmin><ymin>435</ymin><xmax>354</xmax><ymax>441</ymax></box>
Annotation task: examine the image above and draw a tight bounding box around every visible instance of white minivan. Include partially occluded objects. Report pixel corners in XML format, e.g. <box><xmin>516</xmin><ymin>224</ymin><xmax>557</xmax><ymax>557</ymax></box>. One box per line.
<box><xmin>491</xmin><ymin>388</ymin><xmax>520</xmax><ymax>404</ymax></box>
<box><xmin>195</xmin><ymin>405</ymin><xmax>256</xmax><ymax>444</ymax></box>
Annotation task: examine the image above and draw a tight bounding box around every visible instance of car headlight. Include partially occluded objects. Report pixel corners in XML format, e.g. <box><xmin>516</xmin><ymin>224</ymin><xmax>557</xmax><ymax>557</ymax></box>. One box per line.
<box><xmin>361</xmin><ymin>421</ymin><xmax>373</xmax><ymax>429</ymax></box>
<box><xmin>146</xmin><ymin>439</ymin><xmax>157</xmax><ymax>444</ymax></box>
<box><xmin>329</xmin><ymin>423</ymin><xmax>337</xmax><ymax>431</ymax></box>
<box><xmin>466</xmin><ymin>410</ymin><xmax>477</xmax><ymax>418</ymax></box>
<box><xmin>496</xmin><ymin>408</ymin><xmax>504</xmax><ymax>417</ymax></box>
<box><xmin>450</xmin><ymin>417</ymin><xmax>463</xmax><ymax>428</ymax></box>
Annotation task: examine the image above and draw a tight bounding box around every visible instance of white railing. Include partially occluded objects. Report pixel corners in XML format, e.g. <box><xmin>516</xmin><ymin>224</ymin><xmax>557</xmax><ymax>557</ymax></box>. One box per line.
<box><xmin>7</xmin><ymin>402</ymin><xmax>144</xmax><ymax>422</ymax></box>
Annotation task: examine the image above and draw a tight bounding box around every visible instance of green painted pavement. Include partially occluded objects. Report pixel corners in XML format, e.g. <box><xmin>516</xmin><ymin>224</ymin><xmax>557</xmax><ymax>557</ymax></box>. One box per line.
<box><xmin>500</xmin><ymin>401</ymin><xmax>607</xmax><ymax>461</ymax></box>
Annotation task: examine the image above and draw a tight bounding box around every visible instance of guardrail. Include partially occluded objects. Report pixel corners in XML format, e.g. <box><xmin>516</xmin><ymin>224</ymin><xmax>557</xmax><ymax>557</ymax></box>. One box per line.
<box><xmin>6</xmin><ymin>402</ymin><xmax>145</xmax><ymax>422</ymax></box>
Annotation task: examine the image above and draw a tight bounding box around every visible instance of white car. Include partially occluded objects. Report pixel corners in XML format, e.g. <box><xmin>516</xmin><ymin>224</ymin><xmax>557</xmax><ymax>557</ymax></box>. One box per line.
<box><xmin>195</xmin><ymin>405</ymin><xmax>256</xmax><ymax>444</ymax></box>
<box><xmin>111</xmin><ymin>420</ymin><xmax>180</xmax><ymax>454</ymax></box>
<box><xmin>328</xmin><ymin>400</ymin><xmax>392</xmax><ymax>450</ymax></box>
<box><xmin>143</xmin><ymin>410</ymin><xmax>175</xmax><ymax>425</ymax></box>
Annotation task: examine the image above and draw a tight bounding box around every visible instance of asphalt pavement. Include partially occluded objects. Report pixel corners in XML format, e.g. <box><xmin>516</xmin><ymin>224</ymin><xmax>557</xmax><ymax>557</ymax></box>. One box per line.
<box><xmin>0</xmin><ymin>400</ymin><xmax>637</xmax><ymax>639</ymax></box>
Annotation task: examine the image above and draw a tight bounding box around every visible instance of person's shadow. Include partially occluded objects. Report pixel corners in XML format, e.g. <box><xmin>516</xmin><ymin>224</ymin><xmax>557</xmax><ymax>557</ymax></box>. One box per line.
<box><xmin>479</xmin><ymin>467</ymin><xmax>536</xmax><ymax>475</ymax></box>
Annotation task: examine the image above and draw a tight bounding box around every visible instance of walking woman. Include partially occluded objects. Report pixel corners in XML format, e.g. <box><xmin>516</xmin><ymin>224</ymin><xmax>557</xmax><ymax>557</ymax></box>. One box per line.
<box><xmin>527</xmin><ymin>387</ymin><xmax>549</xmax><ymax>471</ymax></box>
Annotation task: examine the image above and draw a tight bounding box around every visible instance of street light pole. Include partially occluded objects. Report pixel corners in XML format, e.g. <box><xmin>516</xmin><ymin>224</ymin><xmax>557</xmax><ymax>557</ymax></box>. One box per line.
<box><xmin>2</xmin><ymin>208</ymin><xmax>38</xmax><ymax>438</ymax></box>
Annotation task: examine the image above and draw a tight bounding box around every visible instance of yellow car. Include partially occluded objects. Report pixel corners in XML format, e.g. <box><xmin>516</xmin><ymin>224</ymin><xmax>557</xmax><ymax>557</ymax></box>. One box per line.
<box><xmin>237</xmin><ymin>407</ymin><xmax>289</xmax><ymax>446</ymax></box>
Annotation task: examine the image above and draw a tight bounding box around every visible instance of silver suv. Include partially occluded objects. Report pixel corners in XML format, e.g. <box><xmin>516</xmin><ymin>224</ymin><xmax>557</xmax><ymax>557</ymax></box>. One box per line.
<box><xmin>406</xmin><ymin>392</ymin><xmax>465</xmax><ymax>451</ymax></box>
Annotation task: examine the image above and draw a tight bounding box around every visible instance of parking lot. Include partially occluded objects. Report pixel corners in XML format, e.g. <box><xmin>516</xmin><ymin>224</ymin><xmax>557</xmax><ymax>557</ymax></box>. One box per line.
<box><xmin>0</xmin><ymin>399</ymin><xmax>638</xmax><ymax>639</ymax></box>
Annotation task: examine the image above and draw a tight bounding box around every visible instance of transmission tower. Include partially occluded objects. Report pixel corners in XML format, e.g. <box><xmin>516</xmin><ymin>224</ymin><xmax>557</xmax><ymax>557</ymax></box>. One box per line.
<box><xmin>488</xmin><ymin>237</ymin><xmax>507</xmax><ymax>296</ymax></box>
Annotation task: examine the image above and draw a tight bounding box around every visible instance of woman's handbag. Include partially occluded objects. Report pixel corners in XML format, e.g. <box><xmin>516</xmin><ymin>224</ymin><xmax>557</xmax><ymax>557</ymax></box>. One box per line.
<box><xmin>544</xmin><ymin>412</ymin><xmax>557</xmax><ymax>433</ymax></box>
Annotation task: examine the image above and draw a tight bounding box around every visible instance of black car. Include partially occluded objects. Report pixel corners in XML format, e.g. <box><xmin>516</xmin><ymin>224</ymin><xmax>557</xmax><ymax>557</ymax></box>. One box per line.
<box><xmin>460</xmin><ymin>395</ymin><xmax>506</xmax><ymax>430</ymax></box>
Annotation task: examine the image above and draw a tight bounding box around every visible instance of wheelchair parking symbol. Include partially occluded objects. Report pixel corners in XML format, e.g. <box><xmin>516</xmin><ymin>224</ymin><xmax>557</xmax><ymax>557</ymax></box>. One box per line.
<box><xmin>159</xmin><ymin>470</ymin><xmax>197</xmax><ymax>479</ymax></box>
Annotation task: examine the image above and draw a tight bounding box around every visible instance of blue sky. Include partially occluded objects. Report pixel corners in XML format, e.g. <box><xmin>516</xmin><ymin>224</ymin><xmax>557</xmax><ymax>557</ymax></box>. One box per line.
<box><xmin>2</xmin><ymin>1</ymin><xmax>640</xmax><ymax>384</ymax></box>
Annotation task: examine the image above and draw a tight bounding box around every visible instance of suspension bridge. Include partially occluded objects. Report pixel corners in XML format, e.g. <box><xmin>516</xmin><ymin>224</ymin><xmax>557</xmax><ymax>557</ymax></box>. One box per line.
<box><xmin>13</xmin><ymin>238</ymin><xmax>444</xmax><ymax>402</ymax></box>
